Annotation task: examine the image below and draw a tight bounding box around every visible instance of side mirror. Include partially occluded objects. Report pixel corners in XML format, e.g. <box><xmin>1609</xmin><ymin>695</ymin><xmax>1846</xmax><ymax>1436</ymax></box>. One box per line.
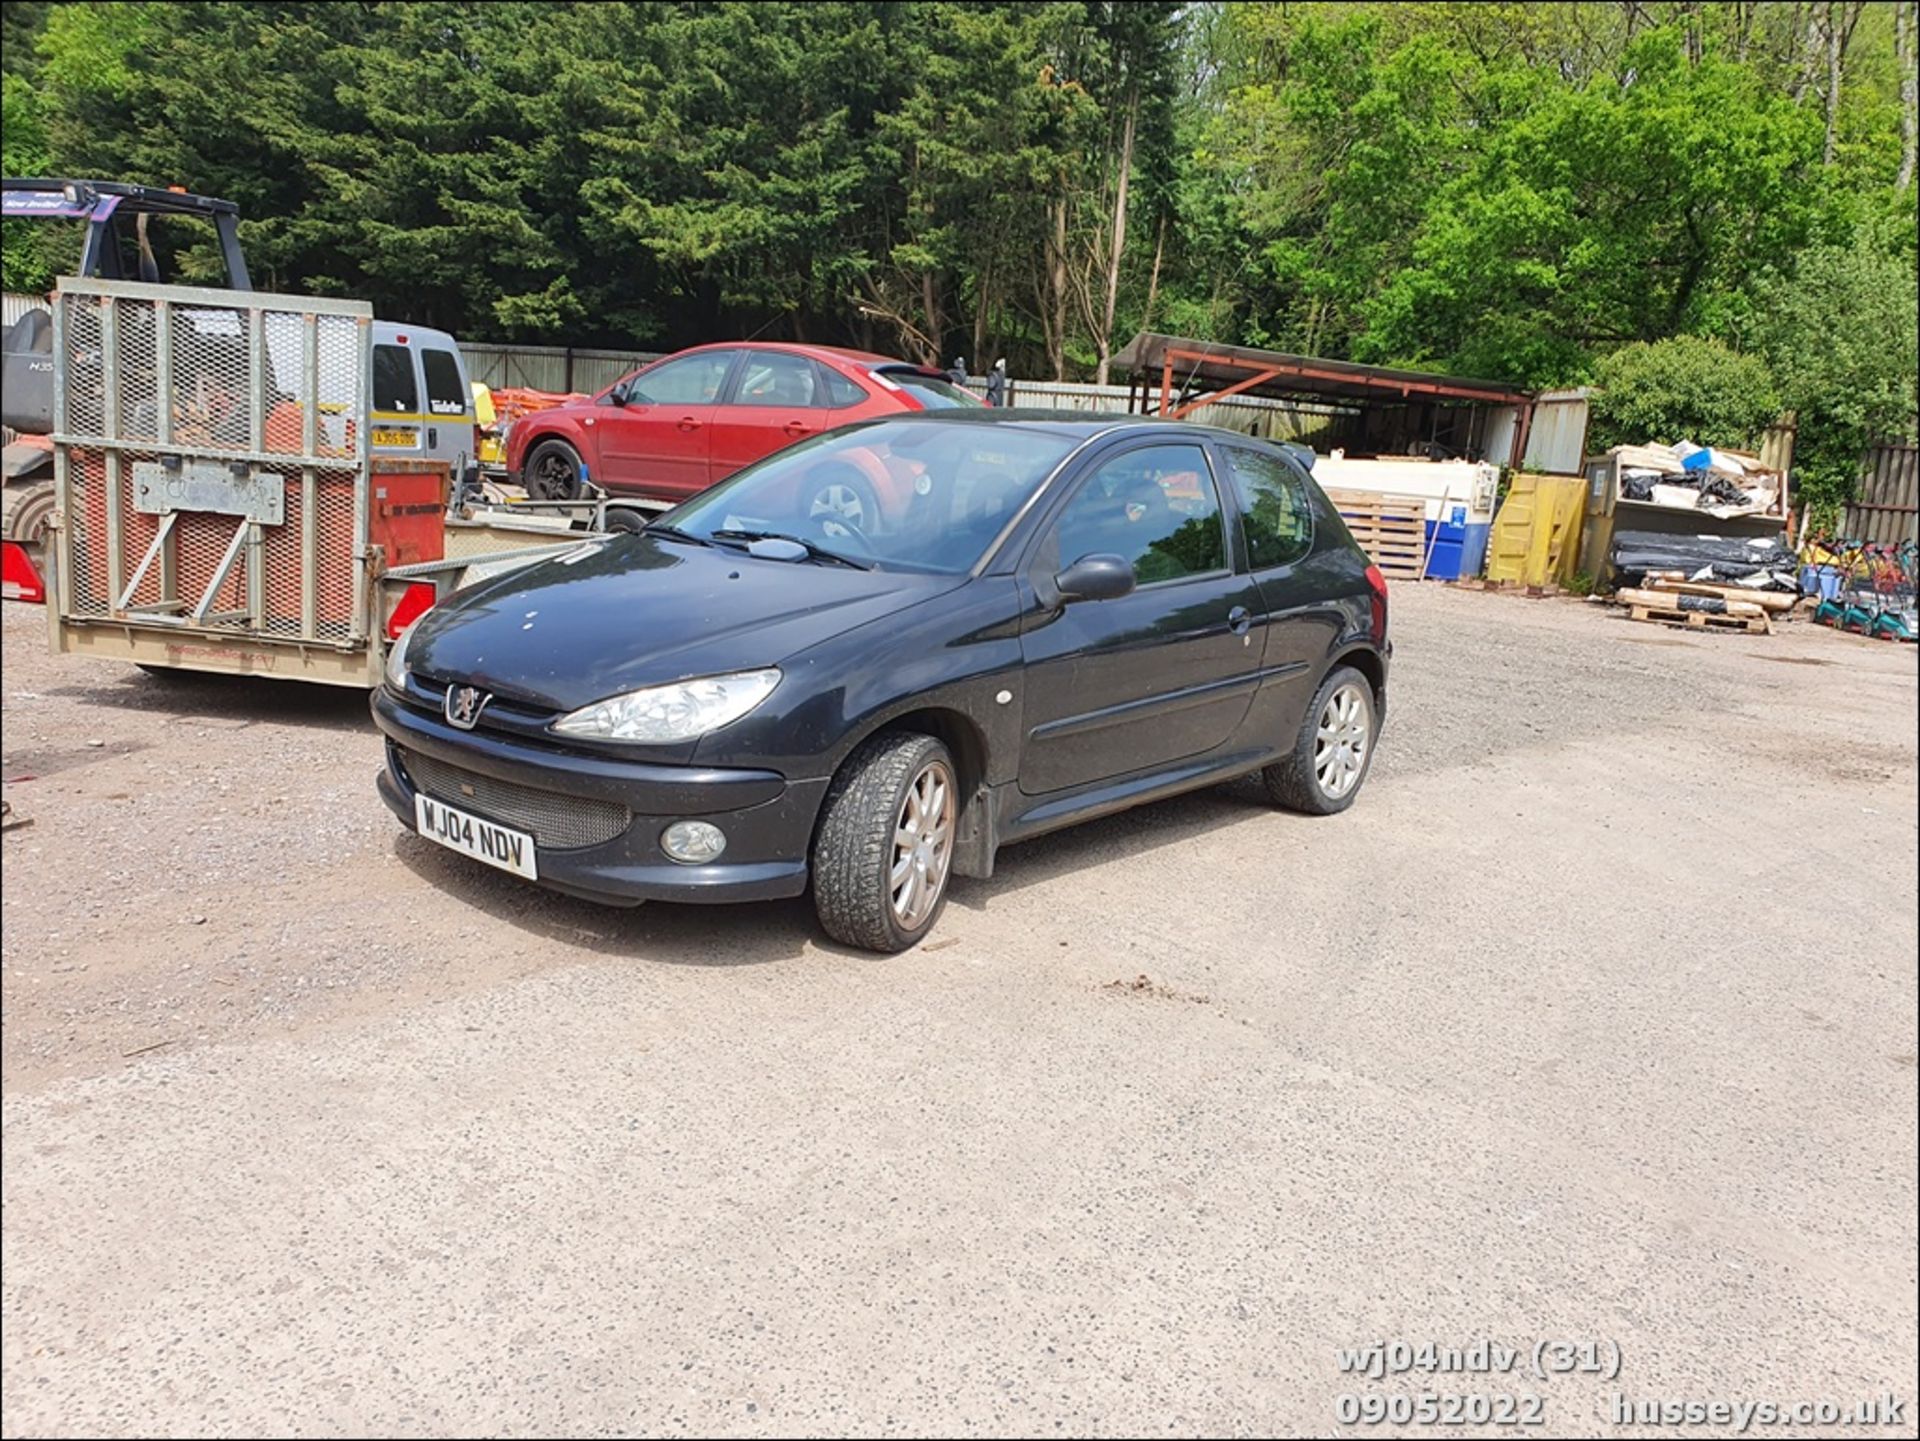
<box><xmin>607</xmin><ymin>381</ymin><xmax>630</xmax><ymax>407</ymax></box>
<box><xmin>1054</xmin><ymin>553</ymin><xmax>1136</xmax><ymax>604</ymax></box>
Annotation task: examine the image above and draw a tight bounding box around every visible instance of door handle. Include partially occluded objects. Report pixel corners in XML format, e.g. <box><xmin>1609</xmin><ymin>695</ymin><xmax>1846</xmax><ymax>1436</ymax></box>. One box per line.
<box><xmin>427</xmin><ymin>426</ymin><xmax>438</xmax><ymax>448</ymax></box>
<box><xmin>1227</xmin><ymin>605</ymin><xmax>1253</xmax><ymax>636</ymax></box>
<box><xmin>783</xmin><ymin>420</ymin><xmax>815</xmax><ymax>436</ymax></box>
<box><xmin>677</xmin><ymin>416</ymin><xmax>702</xmax><ymax>432</ymax></box>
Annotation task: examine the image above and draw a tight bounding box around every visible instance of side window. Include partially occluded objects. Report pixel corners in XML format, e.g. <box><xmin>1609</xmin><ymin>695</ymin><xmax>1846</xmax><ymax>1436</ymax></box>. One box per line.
<box><xmin>1050</xmin><ymin>443</ymin><xmax>1226</xmax><ymax>586</ymax></box>
<box><xmin>1223</xmin><ymin>445</ymin><xmax>1314</xmax><ymax>569</ymax></box>
<box><xmin>629</xmin><ymin>351</ymin><xmax>733</xmax><ymax>405</ymax></box>
<box><xmin>421</xmin><ymin>349</ymin><xmax>467</xmax><ymax>417</ymax></box>
<box><xmin>734</xmin><ymin>350</ymin><xmax>828</xmax><ymax>408</ymax></box>
<box><xmin>373</xmin><ymin>344</ymin><xmax>419</xmax><ymax>414</ymax></box>
<box><xmin>822</xmin><ymin>366</ymin><xmax>868</xmax><ymax>407</ymax></box>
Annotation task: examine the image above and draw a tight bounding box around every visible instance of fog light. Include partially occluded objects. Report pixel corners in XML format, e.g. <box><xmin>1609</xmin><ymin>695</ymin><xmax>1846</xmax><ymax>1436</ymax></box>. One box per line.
<box><xmin>661</xmin><ymin>820</ymin><xmax>726</xmax><ymax>864</ymax></box>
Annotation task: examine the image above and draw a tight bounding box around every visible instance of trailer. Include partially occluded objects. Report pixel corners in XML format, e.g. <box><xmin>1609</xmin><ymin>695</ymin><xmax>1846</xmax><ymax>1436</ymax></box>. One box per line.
<box><xmin>22</xmin><ymin>276</ymin><xmax>602</xmax><ymax>686</ymax></box>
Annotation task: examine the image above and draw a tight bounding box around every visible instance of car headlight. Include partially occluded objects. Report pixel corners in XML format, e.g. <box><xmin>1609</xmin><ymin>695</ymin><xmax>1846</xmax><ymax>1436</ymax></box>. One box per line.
<box><xmin>551</xmin><ymin>668</ymin><xmax>781</xmax><ymax>744</ymax></box>
<box><xmin>385</xmin><ymin>618</ymin><xmax>421</xmax><ymax>690</ymax></box>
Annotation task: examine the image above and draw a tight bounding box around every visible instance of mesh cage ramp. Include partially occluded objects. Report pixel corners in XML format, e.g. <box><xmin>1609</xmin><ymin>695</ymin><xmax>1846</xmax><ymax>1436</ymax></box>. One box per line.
<box><xmin>53</xmin><ymin>278</ymin><xmax>372</xmax><ymax>642</ymax></box>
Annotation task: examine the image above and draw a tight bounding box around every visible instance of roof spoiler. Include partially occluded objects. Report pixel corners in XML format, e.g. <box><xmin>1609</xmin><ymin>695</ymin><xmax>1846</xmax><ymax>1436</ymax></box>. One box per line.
<box><xmin>1280</xmin><ymin>441</ymin><xmax>1317</xmax><ymax>473</ymax></box>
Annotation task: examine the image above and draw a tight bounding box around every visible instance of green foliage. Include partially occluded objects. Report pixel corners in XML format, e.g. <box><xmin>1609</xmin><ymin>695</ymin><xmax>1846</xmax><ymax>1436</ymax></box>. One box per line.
<box><xmin>0</xmin><ymin>0</ymin><xmax>1911</xmax><ymax>499</ymax></box>
<box><xmin>1746</xmin><ymin>221</ymin><xmax>1920</xmax><ymax>513</ymax></box>
<box><xmin>1588</xmin><ymin>336</ymin><xmax>1779</xmax><ymax>451</ymax></box>
<box><xmin>1</xmin><ymin>71</ymin><xmax>56</xmax><ymax>292</ymax></box>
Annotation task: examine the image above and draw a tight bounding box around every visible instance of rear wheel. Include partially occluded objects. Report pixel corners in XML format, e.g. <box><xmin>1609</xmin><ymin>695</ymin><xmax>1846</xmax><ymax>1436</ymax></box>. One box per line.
<box><xmin>804</xmin><ymin>465</ymin><xmax>880</xmax><ymax>533</ymax></box>
<box><xmin>524</xmin><ymin>438</ymin><xmax>584</xmax><ymax>501</ymax></box>
<box><xmin>1262</xmin><ymin>665</ymin><xmax>1378</xmax><ymax>816</ymax></box>
<box><xmin>812</xmin><ymin>733</ymin><xmax>957</xmax><ymax>953</ymax></box>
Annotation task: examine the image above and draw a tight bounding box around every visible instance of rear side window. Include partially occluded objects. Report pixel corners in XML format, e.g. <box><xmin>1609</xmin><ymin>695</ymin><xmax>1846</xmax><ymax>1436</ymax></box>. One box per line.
<box><xmin>734</xmin><ymin>350</ymin><xmax>828</xmax><ymax>407</ymax></box>
<box><xmin>421</xmin><ymin>349</ymin><xmax>467</xmax><ymax>416</ymax></box>
<box><xmin>881</xmin><ymin>371</ymin><xmax>981</xmax><ymax>409</ymax></box>
<box><xmin>823</xmin><ymin>367</ymin><xmax>869</xmax><ymax>407</ymax></box>
<box><xmin>1222</xmin><ymin>445</ymin><xmax>1314</xmax><ymax>569</ymax></box>
<box><xmin>373</xmin><ymin>344</ymin><xmax>418</xmax><ymax>414</ymax></box>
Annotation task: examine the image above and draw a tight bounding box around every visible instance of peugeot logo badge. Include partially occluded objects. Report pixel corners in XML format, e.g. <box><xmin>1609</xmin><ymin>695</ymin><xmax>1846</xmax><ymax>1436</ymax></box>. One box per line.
<box><xmin>445</xmin><ymin>684</ymin><xmax>490</xmax><ymax>731</ymax></box>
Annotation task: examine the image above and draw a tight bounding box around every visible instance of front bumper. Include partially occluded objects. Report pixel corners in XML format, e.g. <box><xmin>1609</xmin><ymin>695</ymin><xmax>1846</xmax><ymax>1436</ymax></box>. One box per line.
<box><xmin>370</xmin><ymin>687</ymin><xmax>825</xmax><ymax>906</ymax></box>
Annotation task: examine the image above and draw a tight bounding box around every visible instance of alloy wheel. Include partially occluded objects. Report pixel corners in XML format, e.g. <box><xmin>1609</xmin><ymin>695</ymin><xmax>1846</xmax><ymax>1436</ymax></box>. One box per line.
<box><xmin>808</xmin><ymin>483</ymin><xmax>866</xmax><ymax>529</ymax></box>
<box><xmin>890</xmin><ymin>759</ymin><xmax>954</xmax><ymax>928</ymax></box>
<box><xmin>1314</xmin><ymin>682</ymin><xmax>1371</xmax><ymax>800</ymax></box>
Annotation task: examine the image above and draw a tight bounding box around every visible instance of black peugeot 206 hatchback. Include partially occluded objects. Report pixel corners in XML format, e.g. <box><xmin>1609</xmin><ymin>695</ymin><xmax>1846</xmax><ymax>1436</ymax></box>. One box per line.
<box><xmin>372</xmin><ymin>411</ymin><xmax>1391</xmax><ymax>952</ymax></box>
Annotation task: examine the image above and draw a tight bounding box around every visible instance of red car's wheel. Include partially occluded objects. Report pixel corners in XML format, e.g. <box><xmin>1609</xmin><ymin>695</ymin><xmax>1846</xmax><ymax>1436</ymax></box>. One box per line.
<box><xmin>525</xmin><ymin>438</ymin><xmax>584</xmax><ymax>501</ymax></box>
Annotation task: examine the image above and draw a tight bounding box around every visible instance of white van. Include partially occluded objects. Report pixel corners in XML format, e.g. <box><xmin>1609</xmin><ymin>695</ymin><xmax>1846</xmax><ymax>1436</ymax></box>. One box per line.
<box><xmin>369</xmin><ymin>321</ymin><xmax>475</xmax><ymax>477</ymax></box>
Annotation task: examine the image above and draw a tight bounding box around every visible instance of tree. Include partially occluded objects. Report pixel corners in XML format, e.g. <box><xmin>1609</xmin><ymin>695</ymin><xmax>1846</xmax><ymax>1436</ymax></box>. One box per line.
<box><xmin>1356</xmin><ymin>29</ymin><xmax>1829</xmax><ymax>386</ymax></box>
<box><xmin>1586</xmin><ymin>336</ymin><xmax>1779</xmax><ymax>451</ymax></box>
<box><xmin>1746</xmin><ymin>221</ymin><xmax>1920</xmax><ymax>521</ymax></box>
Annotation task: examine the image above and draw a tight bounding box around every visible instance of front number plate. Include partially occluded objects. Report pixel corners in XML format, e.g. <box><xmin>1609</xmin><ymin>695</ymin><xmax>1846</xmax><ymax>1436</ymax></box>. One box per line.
<box><xmin>414</xmin><ymin>794</ymin><xmax>537</xmax><ymax>880</ymax></box>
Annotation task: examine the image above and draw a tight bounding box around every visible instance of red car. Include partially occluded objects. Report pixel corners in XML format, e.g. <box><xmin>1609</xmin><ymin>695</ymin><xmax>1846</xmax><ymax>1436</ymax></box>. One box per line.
<box><xmin>504</xmin><ymin>342</ymin><xmax>979</xmax><ymax>519</ymax></box>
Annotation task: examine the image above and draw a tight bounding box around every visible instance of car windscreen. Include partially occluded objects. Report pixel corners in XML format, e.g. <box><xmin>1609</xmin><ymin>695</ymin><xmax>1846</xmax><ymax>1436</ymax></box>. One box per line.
<box><xmin>661</xmin><ymin>420</ymin><xmax>1075</xmax><ymax>574</ymax></box>
<box><xmin>880</xmin><ymin>371</ymin><xmax>982</xmax><ymax>410</ymax></box>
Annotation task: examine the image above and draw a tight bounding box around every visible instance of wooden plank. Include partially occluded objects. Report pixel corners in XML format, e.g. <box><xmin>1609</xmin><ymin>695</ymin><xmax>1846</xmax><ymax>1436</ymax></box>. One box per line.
<box><xmin>1616</xmin><ymin>586</ymin><xmax>1765</xmax><ymax>618</ymax></box>
<box><xmin>1625</xmin><ymin>602</ymin><xmax>1770</xmax><ymax>635</ymax></box>
<box><xmin>1325</xmin><ymin>485</ymin><xmax>1428</xmax><ymax>581</ymax></box>
<box><xmin>1645</xmin><ymin>577</ymin><xmax>1795</xmax><ymax>612</ymax></box>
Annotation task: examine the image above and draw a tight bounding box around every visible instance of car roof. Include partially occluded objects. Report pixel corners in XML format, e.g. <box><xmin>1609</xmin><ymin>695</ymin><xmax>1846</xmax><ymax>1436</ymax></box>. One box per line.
<box><xmin>669</xmin><ymin>340</ymin><xmax>932</xmax><ymax>370</ymax></box>
<box><xmin>867</xmin><ymin>408</ymin><xmax>1273</xmax><ymax>445</ymax></box>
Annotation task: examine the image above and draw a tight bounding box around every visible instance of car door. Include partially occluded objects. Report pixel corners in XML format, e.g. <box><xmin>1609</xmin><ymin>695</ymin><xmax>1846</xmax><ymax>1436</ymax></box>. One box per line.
<box><xmin>369</xmin><ymin>339</ymin><xmax>425</xmax><ymax>457</ymax></box>
<box><xmin>1016</xmin><ymin>441</ymin><xmax>1265</xmax><ymax>796</ymax></box>
<box><xmin>1216</xmin><ymin>442</ymin><xmax>1359</xmax><ymax>737</ymax></box>
<box><xmin>708</xmin><ymin>349</ymin><xmax>834</xmax><ymax>482</ymax></box>
<box><xmin>591</xmin><ymin>349</ymin><xmax>737</xmax><ymax>499</ymax></box>
<box><xmin>417</xmin><ymin>342</ymin><xmax>473</xmax><ymax>469</ymax></box>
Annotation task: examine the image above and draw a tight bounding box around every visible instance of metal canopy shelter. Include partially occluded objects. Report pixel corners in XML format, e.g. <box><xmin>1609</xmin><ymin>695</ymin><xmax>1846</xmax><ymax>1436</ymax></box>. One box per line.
<box><xmin>1111</xmin><ymin>331</ymin><xmax>1540</xmax><ymax>466</ymax></box>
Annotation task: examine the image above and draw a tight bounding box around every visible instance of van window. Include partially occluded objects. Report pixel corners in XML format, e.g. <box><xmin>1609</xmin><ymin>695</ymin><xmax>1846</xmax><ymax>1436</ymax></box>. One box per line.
<box><xmin>421</xmin><ymin>349</ymin><xmax>467</xmax><ymax>417</ymax></box>
<box><xmin>373</xmin><ymin>344</ymin><xmax>418</xmax><ymax>414</ymax></box>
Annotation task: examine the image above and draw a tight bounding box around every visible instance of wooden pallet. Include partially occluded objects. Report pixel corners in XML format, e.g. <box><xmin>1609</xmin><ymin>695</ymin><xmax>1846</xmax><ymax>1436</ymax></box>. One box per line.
<box><xmin>1324</xmin><ymin>489</ymin><xmax>1428</xmax><ymax>581</ymax></box>
<box><xmin>1627</xmin><ymin>603</ymin><xmax>1771</xmax><ymax>635</ymax></box>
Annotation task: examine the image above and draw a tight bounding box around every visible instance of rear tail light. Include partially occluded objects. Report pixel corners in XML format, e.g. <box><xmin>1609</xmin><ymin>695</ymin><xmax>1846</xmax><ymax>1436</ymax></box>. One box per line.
<box><xmin>385</xmin><ymin>580</ymin><xmax>436</xmax><ymax>639</ymax></box>
<box><xmin>1364</xmin><ymin>563</ymin><xmax>1388</xmax><ymax>643</ymax></box>
<box><xmin>1</xmin><ymin>541</ymin><xmax>46</xmax><ymax>604</ymax></box>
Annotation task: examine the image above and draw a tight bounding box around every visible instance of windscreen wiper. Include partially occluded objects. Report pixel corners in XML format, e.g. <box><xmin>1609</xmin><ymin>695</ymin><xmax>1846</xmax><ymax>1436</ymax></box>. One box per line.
<box><xmin>644</xmin><ymin>522</ymin><xmax>714</xmax><ymax>548</ymax></box>
<box><xmin>708</xmin><ymin>529</ymin><xmax>873</xmax><ymax>570</ymax></box>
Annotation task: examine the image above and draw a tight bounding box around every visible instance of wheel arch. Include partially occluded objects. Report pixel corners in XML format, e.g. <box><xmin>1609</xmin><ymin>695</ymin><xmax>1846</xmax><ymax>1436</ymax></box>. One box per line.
<box><xmin>1326</xmin><ymin>643</ymin><xmax>1385</xmax><ymax>708</ymax></box>
<box><xmin>822</xmin><ymin>703</ymin><xmax>996</xmax><ymax>879</ymax></box>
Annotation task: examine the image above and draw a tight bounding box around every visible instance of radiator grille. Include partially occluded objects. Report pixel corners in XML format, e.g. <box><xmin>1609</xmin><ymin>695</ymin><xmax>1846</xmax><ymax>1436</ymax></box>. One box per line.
<box><xmin>399</xmin><ymin>748</ymin><xmax>632</xmax><ymax>851</ymax></box>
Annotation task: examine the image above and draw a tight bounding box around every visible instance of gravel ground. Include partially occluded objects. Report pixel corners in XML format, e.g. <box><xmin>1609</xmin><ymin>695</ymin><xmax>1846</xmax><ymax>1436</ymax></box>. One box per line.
<box><xmin>2</xmin><ymin>585</ymin><xmax>1915</xmax><ymax>1437</ymax></box>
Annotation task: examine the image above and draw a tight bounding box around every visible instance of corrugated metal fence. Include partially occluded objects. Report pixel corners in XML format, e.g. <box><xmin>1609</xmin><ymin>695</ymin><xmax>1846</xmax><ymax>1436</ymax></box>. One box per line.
<box><xmin>994</xmin><ymin>379</ymin><xmax>1358</xmax><ymax>447</ymax></box>
<box><xmin>451</xmin><ymin>350</ymin><xmax>1360</xmax><ymax>445</ymax></box>
<box><xmin>460</xmin><ymin>343</ymin><xmax>662</xmax><ymax>395</ymax></box>
<box><xmin>4</xmin><ymin>291</ymin><xmax>51</xmax><ymax>329</ymax></box>
<box><xmin>1847</xmin><ymin>441</ymin><xmax>1919</xmax><ymax>545</ymax></box>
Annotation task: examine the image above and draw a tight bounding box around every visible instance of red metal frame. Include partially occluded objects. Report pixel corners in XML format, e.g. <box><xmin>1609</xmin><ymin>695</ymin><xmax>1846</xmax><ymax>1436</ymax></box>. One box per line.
<box><xmin>1152</xmin><ymin>345</ymin><xmax>1530</xmax><ymax>421</ymax></box>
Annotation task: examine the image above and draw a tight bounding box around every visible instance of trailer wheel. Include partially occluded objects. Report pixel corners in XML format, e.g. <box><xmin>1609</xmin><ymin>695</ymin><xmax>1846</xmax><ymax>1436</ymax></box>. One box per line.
<box><xmin>525</xmin><ymin>439</ymin><xmax>584</xmax><ymax>501</ymax></box>
<box><xmin>3</xmin><ymin>481</ymin><xmax>57</xmax><ymax>551</ymax></box>
<box><xmin>604</xmin><ymin>507</ymin><xmax>648</xmax><ymax>533</ymax></box>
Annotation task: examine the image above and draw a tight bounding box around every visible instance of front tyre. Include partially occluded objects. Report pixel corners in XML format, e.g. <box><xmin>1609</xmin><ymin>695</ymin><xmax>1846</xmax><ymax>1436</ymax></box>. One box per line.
<box><xmin>524</xmin><ymin>438</ymin><xmax>584</xmax><ymax>501</ymax></box>
<box><xmin>812</xmin><ymin>733</ymin><xmax>957</xmax><ymax>953</ymax></box>
<box><xmin>1262</xmin><ymin>664</ymin><xmax>1378</xmax><ymax>816</ymax></box>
